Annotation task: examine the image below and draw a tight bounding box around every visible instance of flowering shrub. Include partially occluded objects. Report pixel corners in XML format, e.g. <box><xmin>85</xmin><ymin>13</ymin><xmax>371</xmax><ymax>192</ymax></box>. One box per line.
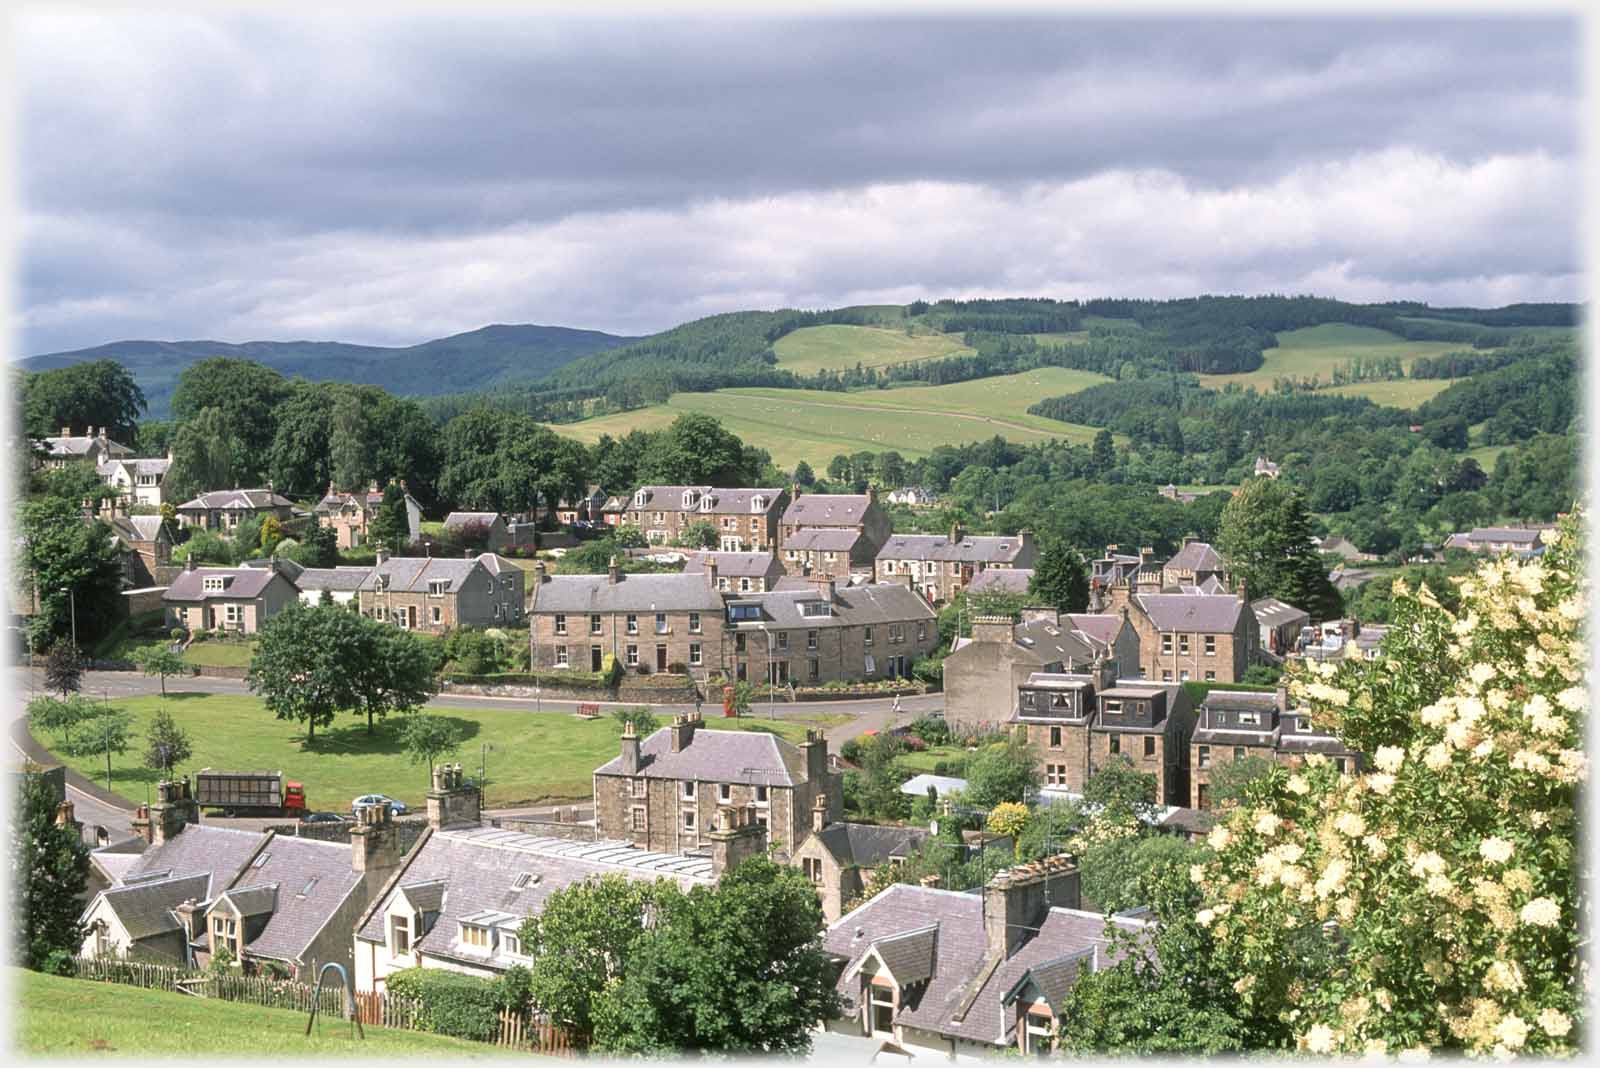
<box><xmin>1193</xmin><ymin>518</ymin><xmax>1584</xmax><ymax>1056</ymax></box>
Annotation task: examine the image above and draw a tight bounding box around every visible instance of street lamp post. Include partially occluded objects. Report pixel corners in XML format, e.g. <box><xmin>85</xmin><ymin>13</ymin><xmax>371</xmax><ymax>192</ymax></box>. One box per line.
<box><xmin>758</xmin><ymin>624</ymin><xmax>774</xmax><ymax>719</ymax></box>
<box><xmin>59</xmin><ymin>586</ymin><xmax>77</xmax><ymax>650</ymax></box>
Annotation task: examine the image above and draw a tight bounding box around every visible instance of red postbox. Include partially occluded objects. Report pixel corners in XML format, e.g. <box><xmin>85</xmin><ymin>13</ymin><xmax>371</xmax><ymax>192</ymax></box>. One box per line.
<box><xmin>723</xmin><ymin>685</ymin><xmax>736</xmax><ymax>717</ymax></box>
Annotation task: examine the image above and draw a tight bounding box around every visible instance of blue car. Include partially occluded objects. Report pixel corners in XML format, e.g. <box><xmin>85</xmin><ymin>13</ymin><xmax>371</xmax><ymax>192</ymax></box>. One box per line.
<box><xmin>351</xmin><ymin>793</ymin><xmax>408</xmax><ymax>816</ymax></box>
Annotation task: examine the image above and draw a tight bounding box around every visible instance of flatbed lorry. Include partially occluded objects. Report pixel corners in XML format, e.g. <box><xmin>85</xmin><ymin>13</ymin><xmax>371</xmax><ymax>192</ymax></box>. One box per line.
<box><xmin>194</xmin><ymin>769</ymin><xmax>307</xmax><ymax>818</ymax></box>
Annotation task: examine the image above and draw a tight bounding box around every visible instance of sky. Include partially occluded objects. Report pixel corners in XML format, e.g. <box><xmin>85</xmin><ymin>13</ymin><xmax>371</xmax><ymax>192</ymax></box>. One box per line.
<box><xmin>11</xmin><ymin>11</ymin><xmax>1587</xmax><ymax>355</ymax></box>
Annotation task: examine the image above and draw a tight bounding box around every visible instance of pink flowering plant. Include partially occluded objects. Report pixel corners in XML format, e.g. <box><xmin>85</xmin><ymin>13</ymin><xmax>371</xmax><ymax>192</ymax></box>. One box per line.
<box><xmin>1193</xmin><ymin>516</ymin><xmax>1584</xmax><ymax>1056</ymax></box>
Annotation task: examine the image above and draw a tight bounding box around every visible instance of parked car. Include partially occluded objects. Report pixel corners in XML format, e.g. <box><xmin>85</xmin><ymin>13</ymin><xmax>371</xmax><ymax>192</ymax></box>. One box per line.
<box><xmin>351</xmin><ymin>793</ymin><xmax>408</xmax><ymax>816</ymax></box>
<box><xmin>300</xmin><ymin>811</ymin><xmax>350</xmax><ymax>824</ymax></box>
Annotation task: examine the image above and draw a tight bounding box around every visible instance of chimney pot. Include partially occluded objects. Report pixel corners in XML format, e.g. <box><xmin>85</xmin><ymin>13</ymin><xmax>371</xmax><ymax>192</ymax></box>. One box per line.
<box><xmin>608</xmin><ymin>556</ymin><xmax>621</xmax><ymax>584</ymax></box>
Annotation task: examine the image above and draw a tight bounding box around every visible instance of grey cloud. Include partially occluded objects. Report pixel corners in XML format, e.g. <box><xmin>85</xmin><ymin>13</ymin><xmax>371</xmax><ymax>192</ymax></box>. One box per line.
<box><xmin>13</xmin><ymin>13</ymin><xmax>1583</xmax><ymax>354</ymax></box>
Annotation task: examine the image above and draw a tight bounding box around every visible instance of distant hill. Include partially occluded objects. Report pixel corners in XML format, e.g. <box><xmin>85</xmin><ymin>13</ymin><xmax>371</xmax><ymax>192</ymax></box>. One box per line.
<box><xmin>21</xmin><ymin>323</ymin><xmax>642</xmax><ymax>417</ymax></box>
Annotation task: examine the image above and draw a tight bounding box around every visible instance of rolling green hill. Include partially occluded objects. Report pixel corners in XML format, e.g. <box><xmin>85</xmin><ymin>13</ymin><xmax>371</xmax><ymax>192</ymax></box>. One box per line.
<box><xmin>550</xmin><ymin>366</ymin><xmax>1112</xmax><ymax>468</ymax></box>
<box><xmin>22</xmin><ymin>323</ymin><xmax>640</xmax><ymax>417</ymax></box>
<box><xmin>771</xmin><ymin>324</ymin><xmax>973</xmax><ymax>373</ymax></box>
<box><xmin>1197</xmin><ymin>323</ymin><xmax>1476</xmax><ymax>402</ymax></box>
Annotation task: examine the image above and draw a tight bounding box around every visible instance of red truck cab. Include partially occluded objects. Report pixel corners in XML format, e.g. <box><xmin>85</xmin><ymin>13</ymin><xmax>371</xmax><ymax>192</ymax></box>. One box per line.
<box><xmin>283</xmin><ymin>782</ymin><xmax>307</xmax><ymax>813</ymax></box>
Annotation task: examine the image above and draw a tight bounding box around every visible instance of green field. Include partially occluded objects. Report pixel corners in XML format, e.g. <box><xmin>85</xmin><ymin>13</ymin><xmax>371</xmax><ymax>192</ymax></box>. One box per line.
<box><xmin>551</xmin><ymin>367</ymin><xmax>1112</xmax><ymax>468</ymax></box>
<box><xmin>13</xmin><ymin>969</ymin><xmax>490</xmax><ymax>1056</ymax></box>
<box><xmin>1197</xmin><ymin>324</ymin><xmax>1473</xmax><ymax>398</ymax></box>
<box><xmin>1325</xmin><ymin>378</ymin><xmax>1456</xmax><ymax>408</ymax></box>
<box><xmin>772</xmin><ymin>324</ymin><xmax>972</xmax><ymax>374</ymax></box>
<box><xmin>44</xmin><ymin>693</ymin><xmax>847</xmax><ymax>809</ymax></box>
<box><xmin>100</xmin><ymin>634</ymin><xmax>258</xmax><ymax>669</ymax></box>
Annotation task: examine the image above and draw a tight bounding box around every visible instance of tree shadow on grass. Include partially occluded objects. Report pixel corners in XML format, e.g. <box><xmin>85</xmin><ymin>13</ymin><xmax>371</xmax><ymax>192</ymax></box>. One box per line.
<box><xmin>296</xmin><ymin>716</ymin><xmax>481</xmax><ymax>758</ymax></box>
<box><xmin>162</xmin><ymin>692</ymin><xmax>215</xmax><ymax>702</ymax></box>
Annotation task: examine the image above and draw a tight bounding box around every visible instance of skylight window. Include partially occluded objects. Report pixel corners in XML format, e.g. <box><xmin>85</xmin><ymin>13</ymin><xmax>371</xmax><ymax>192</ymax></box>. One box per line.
<box><xmin>252</xmin><ymin>853</ymin><xmax>270</xmax><ymax>868</ymax></box>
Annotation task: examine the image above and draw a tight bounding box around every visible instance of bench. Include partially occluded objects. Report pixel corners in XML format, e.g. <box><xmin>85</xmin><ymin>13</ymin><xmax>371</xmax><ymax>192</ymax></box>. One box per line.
<box><xmin>575</xmin><ymin>703</ymin><xmax>601</xmax><ymax>720</ymax></box>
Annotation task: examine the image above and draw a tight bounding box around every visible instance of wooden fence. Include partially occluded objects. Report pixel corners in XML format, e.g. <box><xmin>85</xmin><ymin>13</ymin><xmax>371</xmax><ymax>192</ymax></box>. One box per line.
<box><xmin>72</xmin><ymin>956</ymin><xmax>572</xmax><ymax>1055</ymax></box>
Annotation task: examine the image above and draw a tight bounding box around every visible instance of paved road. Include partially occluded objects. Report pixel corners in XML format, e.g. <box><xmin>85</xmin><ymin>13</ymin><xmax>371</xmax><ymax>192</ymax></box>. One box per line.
<box><xmin>9</xmin><ymin>672</ymin><xmax>141</xmax><ymax>838</ymax></box>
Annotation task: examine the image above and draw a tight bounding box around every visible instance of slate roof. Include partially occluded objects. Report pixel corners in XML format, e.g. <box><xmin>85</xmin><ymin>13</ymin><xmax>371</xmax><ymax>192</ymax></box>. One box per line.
<box><xmin>1003</xmin><ymin>947</ymin><xmax>1096</xmax><ymax>1011</ymax></box>
<box><xmin>1164</xmin><ymin>541</ymin><xmax>1223</xmax><ymax>574</ymax></box>
<box><xmin>119</xmin><ymin>825</ymin><xmax>265</xmax><ymax>884</ymax></box>
<box><xmin>898</xmin><ymin>774</ymin><xmax>968</xmax><ymax>798</ymax></box>
<box><xmin>45</xmin><ymin>433</ymin><xmax>132</xmax><ymax>458</ymax></box>
<box><xmin>593</xmin><ymin>726</ymin><xmax>807</xmax><ymax>785</ymax></box>
<box><xmin>825</xmin><ymin>884</ymin><xmax>1148</xmax><ymax>1046</ymax></box>
<box><xmin>164</xmin><ymin>566</ymin><xmax>284</xmax><ymax>603</ymax></box>
<box><xmin>293</xmin><ymin>566</ymin><xmax>373</xmax><ymax>592</ymax></box>
<box><xmin>177</xmin><ymin>489</ymin><xmax>293</xmax><ymax>511</ymax></box>
<box><xmin>813</xmin><ymin>822</ymin><xmax>930</xmax><ymax>869</ymax></box>
<box><xmin>781</xmin><ymin>527</ymin><xmax>865</xmax><ymax>552</ymax></box>
<box><xmin>1010</xmin><ymin>618</ymin><xmax>1100</xmax><ymax>667</ymax></box>
<box><xmin>223</xmin><ymin>836</ymin><xmax>365</xmax><ymax>964</ymax></box>
<box><xmin>967</xmin><ymin>569</ymin><xmax>1034</xmax><ymax>595</ymax></box>
<box><xmin>94</xmin><ymin>872</ymin><xmax>212</xmax><ymax>940</ymax></box>
<box><xmin>872</xmin><ymin>924</ymin><xmax>939</xmax><ymax>986</ymax></box>
<box><xmin>878</xmin><ymin>533</ymin><xmax>1029</xmax><ymax>565</ymax></box>
<box><xmin>1091</xmin><ymin>552</ymin><xmax>1142</xmax><ymax>586</ymax></box>
<box><xmin>629</xmin><ymin>486</ymin><xmax>783</xmax><ymax>515</ymax></box>
<box><xmin>1135</xmin><ymin>592</ymin><xmax>1243</xmax><ymax>632</ymax></box>
<box><xmin>682</xmin><ymin>552</ymin><xmax>782</xmax><ymax>579</ymax></box>
<box><xmin>726</xmin><ymin>583</ymin><xmax>935</xmax><ymax>629</ymax></box>
<box><xmin>105</xmin><ymin>515</ymin><xmax>169</xmax><ymax>544</ymax></box>
<box><xmin>98</xmin><ymin>457</ymin><xmax>171</xmax><ymax>478</ymax></box>
<box><xmin>531</xmin><ymin>571</ymin><xmax>723</xmax><ymax>613</ymax></box>
<box><xmin>1252</xmin><ymin>597</ymin><xmax>1310</xmax><ymax>628</ymax></box>
<box><xmin>443</xmin><ymin>512</ymin><xmax>503</xmax><ymax>528</ymax></box>
<box><xmin>359</xmin><ymin>554</ymin><xmax>515</xmax><ymax>594</ymax></box>
<box><xmin>1063</xmin><ymin>613</ymin><xmax>1121</xmax><ymax>647</ymax></box>
<box><xmin>781</xmin><ymin>494</ymin><xmax>873</xmax><ymax>527</ymax></box>
<box><xmin>1199</xmin><ymin>690</ymin><xmax>1279</xmax><ymax>713</ymax></box>
<box><xmin>355</xmin><ymin>827</ymin><xmax>715</xmax><ymax>955</ymax></box>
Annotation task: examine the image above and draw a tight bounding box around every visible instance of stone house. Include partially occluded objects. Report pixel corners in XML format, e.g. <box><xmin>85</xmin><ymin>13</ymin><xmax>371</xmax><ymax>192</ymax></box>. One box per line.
<box><xmin>682</xmin><ymin>550</ymin><xmax>785</xmax><ymax>593</ymax></box>
<box><xmin>720</xmin><ymin>579</ymin><xmax>938</xmax><ymax>686</ymax></box>
<box><xmin>162</xmin><ymin>558</ymin><xmax>299</xmax><ymax>634</ymax></box>
<box><xmin>778</xmin><ymin>489</ymin><xmax>892</xmax><ymax>560</ymax></box>
<box><xmin>528</xmin><ymin>561</ymin><xmax>725</xmax><ymax>674</ymax></box>
<box><xmin>315</xmin><ymin>482</ymin><xmax>423</xmax><ymax>550</ymax></box>
<box><xmin>1442</xmin><ymin>525</ymin><xmax>1553</xmax><ymax>558</ymax></box>
<box><xmin>885</xmin><ymin>486</ymin><xmax>936</xmax><ymax>507</ymax></box>
<box><xmin>1017</xmin><ymin>670</ymin><xmax>1196</xmax><ymax>806</ymax></box>
<box><xmin>875</xmin><ymin>527</ymin><xmax>1038</xmax><ymax>605</ymax></box>
<box><xmin>592</xmin><ymin>713</ymin><xmax>841</xmax><ymax>861</ymax></box>
<box><xmin>1118</xmin><ymin>587</ymin><xmax>1254</xmax><ymax>683</ymax></box>
<box><xmin>791</xmin><ymin>797</ymin><xmax>929</xmax><ymax>922</ymax></box>
<box><xmin>352</xmin><ymin>765</ymin><xmax>723</xmax><ymax>992</ymax></box>
<box><xmin>441</xmin><ymin>512</ymin><xmax>509</xmax><ymax>553</ymax></box>
<box><xmin>599</xmin><ymin>494</ymin><xmax>628</xmax><ymax>528</ymax></box>
<box><xmin>39</xmin><ymin>425</ymin><xmax>134</xmax><ymax>469</ymax></box>
<box><xmin>965</xmin><ymin>568</ymin><xmax>1034</xmax><ymax>596</ymax></box>
<box><xmin>97</xmin><ymin>455</ymin><xmax>173</xmax><ymax>508</ymax></box>
<box><xmin>291</xmin><ymin>566</ymin><xmax>372</xmax><ymax>607</ymax></box>
<box><xmin>821</xmin><ymin>856</ymin><xmax>1148</xmax><ymax>1057</ymax></box>
<box><xmin>1189</xmin><ymin>686</ymin><xmax>1362</xmax><ymax>809</ymax></box>
<box><xmin>79</xmin><ymin>779</ymin><xmax>401</xmax><ymax>980</ymax></box>
<box><xmin>1254</xmin><ymin>456</ymin><xmax>1281</xmax><ymax>478</ymax></box>
<box><xmin>554</xmin><ymin>485</ymin><xmax>608</xmax><ymax>525</ymax></box>
<box><xmin>779</xmin><ymin>527</ymin><xmax>873</xmax><ymax>581</ymax></box>
<box><xmin>357</xmin><ymin>551</ymin><xmax>524</xmax><ymax>633</ymax></box>
<box><xmin>103</xmin><ymin>513</ymin><xmax>173</xmax><ymax>587</ymax></box>
<box><xmin>1158</xmin><ymin>483</ymin><xmax>1200</xmax><ymax>504</ymax></box>
<box><xmin>1160</xmin><ymin>538</ymin><xmax>1228</xmax><ymax>589</ymax></box>
<box><xmin>1252</xmin><ymin>596</ymin><xmax>1311</xmax><ymax>657</ymax></box>
<box><xmin>942</xmin><ymin>611</ymin><xmax>1137</xmax><ymax>736</ymax></box>
<box><xmin>175</xmin><ymin>489</ymin><xmax>295</xmax><ymax>532</ymax></box>
<box><xmin>624</xmin><ymin>485</ymin><xmax>788</xmax><ymax>551</ymax></box>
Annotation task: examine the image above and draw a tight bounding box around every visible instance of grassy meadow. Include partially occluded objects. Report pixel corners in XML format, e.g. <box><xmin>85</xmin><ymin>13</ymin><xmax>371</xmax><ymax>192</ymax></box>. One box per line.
<box><xmin>771</xmin><ymin>323</ymin><xmax>972</xmax><ymax>373</ymax></box>
<box><xmin>45</xmin><ymin>692</ymin><xmax>846</xmax><ymax>809</ymax></box>
<box><xmin>551</xmin><ymin>367</ymin><xmax>1111</xmax><ymax>468</ymax></box>
<box><xmin>13</xmin><ymin>969</ymin><xmax>491</xmax><ymax>1056</ymax></box>
<box><xmin>1197</xmin><ymin>323</ymin><xmax>1473</xmax><ymax>399</ymax></box>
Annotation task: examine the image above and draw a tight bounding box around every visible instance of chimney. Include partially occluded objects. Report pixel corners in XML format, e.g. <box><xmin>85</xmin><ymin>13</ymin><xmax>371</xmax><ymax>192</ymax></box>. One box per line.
<box><xmin>608</xmin><ymin>556</ymin><xmax>621</xmax><ymax>584</ymax></box>
<box><xmin>174</xmin><ymin>898</ymin><xmax>204</xmax><ymax>948</ymax></box>
<box><xmin>98</xmin><ymin>426</ymin><xmax>108</xmax><ymax>443</ymax></box>
<box><xmin>800</xmin><ymin>728</ymin><xmax>829</xmax><ymax>787</ymax></box>
<box><xmin>1276</xmin><ymin>680</ymin><xmax>1290</xmax><ymax>714</ymax></box>
<box><xmin>350</xmin><ymin>802</ymin><xmax>403</xmax><ymax>876</ymax></box>
<box><xmin>669</xmin><ymin>714</ymin><xmax>697</xmax><ymax>753</ymax></box>
<box><xmin>790</xmin><ymin>481</ymin><xmax>801</xmax><ymax>500</ymax></box>
<box><xmin>375</xmin><ymin>548</ymin><xmax>389</xmax><ymax>566</ymax></box>
<box><xmin>1093</xmin><ymin>652</ymin><xmax>1117</xmax><ymax>693</ymax></box>
<box><xmin>426</xmin><ymin>762</ymin><xmax>480</xmax><ymax>830</ymax></box>
<box><xmin>620</xmin><ymin>720</ymin><xmax>641</xmax><ymax>775</ymax></box>
<box><xmin>982</xmin><ymin>855</ymin><xmax>1081</xmax><ymax>960</ymax></box>
<box><xmin>86</xmin><ymin>425</ymin><xmax>95</xmax><ymax>438</ymax></box>
<box><xmin>1139</xmin><ymin>546</ymin><xmax>1154</xmax><ymax>564</ymax></box>
<box><xmin>131</xmin><ymin>804</ymin><xmax>152</xmax><ymax>844</ymax></box>
<box><xmin>328</xmin><ymin>479</ymin><xmax>336</xmax><ymax>497</ymax></box>
<box><xmin>920</xmin><ymin>874</ymin><xmax>942</xmax><ymax>889</ymax></box>
<box><xmin>867</xmin><ymin>485</ymin><xmax>877</xmax><ymax>505</ymax></box>
<box><xmin>971</xmin><ymin>615</ymin><xmax>1015</xmax><ymax>645</ymax></box>
<box><xmin>708</xmin><ymin>805</ymin><xmax>767</xmax><ymax>877</ymax></box>
<box><xmin>811</xmin><ymin>792</ymin><xmax>829</xmax><ymax>835</ymax></box>
<box><xmin>534</xmin><ymin>560</ymin><xmax>548</xmax><ymax>584</ymax></box>
<box><xmin>1237</xmin><ymin>579</ymin><xmax>1247</xmax><ymax>604</ymax></box>
<box><xmin>817</xmin><ymin>577</ymin><xmax>836</xmax><ymax>602</ymax></box>
<box><xmin>949</xmin><ymin>521</ymin><xmax>963</xmax><ymax>545</ymax></box>
<box><xmin>705</xmin><ymin>556</ymin><xmax>719</xmax><ymax>590</ymax></box>
<box><xmin>184</xmin><ymin>554</ymin><xmax>197</xmax><ymax>572</ymax></box>
<box><xmin>1088</xmin><ymin>578</ymin><xmax>1104</xmax><ymax>613</ymax></box>
<box><xmin>150</xmin><ymin>777</ymin><xmax>197</xmax><ymax>846</ymax></box>
<box><xmin>60</xmin><ymin>425</ymin><xmax>72</xmax><ymax>438</ymax></box>
<box><xmin>54</xmin><ymin>799</ymin><xmax>77</xmax><ymax>831</ymax></box>
<box><xmin>370</xmin><ymin>480</ymin><xmax>380</xmax><ymax>494</ymax></box>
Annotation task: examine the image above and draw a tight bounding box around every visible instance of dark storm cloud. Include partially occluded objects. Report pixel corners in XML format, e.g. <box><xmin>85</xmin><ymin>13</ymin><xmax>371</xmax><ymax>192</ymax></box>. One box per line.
<box><xmin>14</xmin><ymin>12</ymin><xmax>1583</xmax><ymax>354</ymax></box>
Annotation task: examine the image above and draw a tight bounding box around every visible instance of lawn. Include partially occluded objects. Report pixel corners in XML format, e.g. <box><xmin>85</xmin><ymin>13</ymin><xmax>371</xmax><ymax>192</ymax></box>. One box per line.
<box><xmin>101</xmin><ymin>634</ymin><xmax>257</xmax><ymax>670</ymax></box>
<box><xmin>772</xmin><ymin>324</ymin><xmax>972</xmax><ymax>374</ymax></box>
<box><xmin>13</xmin><ymin>968</ymin><xmax>490</xmax><ymax>1057</ymax></box>
<box><xmin>1325</xmin><ymin>378</ymin><xmax>1456</xmax><ymax>408</ymax></box>
<box><xmin>1196</xmin><ymin>323</ymin><xmax>1476</xmax><ymax>397</ymax></box>
<box><xmin>550</xmin><ymin>367</ymin><xmax>1112</xmax><ymax>468</ymax></box>
<box><xmin>43</xmin><ymin>692</ymin><xmax>848</xmax><ymax>810</ymax></box>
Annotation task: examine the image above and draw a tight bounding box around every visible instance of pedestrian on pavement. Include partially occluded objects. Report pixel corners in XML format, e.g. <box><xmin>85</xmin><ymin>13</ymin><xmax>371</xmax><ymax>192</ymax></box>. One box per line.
<box><xmin>892</xmin><ymin>694</ymin><xmax>902</xmax><ymax>716</ymax></box>
<box><xmin>695</xmin><ymin>692</ymin><xmax>703</xmax><ymax>718</ymax></box>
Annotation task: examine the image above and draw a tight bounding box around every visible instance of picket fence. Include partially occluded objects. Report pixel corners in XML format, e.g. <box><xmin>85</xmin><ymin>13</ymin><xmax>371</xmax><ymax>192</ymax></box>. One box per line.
<box><xmin>71</xmin><ymin>956</ymin><xmax>572</xmax><ymax>1055</ymax></box>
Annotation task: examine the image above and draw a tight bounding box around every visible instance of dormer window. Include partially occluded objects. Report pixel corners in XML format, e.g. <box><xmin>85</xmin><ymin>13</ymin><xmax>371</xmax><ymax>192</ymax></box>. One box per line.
<box><xmin>682</xmin><ymin>490</ymin><xmax>699</xmax><ymax>509</ymax></box>
<box><xmin>1237</xmin><ymin>712</ymin><xmax>1260</xmax><ymax>727</ymax></box>
<box><xmin>428</xmin><ymin>580</ymin><xmax>448</xmax><ymax>596</ymax></box>
<box><xmin>1103</xmin><ymin>699</ymin><xmax>1123</xmax><ymax>714</ymax></box>
<box><xmin>634</xmin><ymin>490</ymin><xmax>647</xmax><ymax>507</ymax></box>
<box><xmin>700</xmin><ymin>496</ymin><xmax>715</xmax><ymax>512</ymax></box>
<box><xmin>800</xmin><ymin>601</ymin><xmax>832</xmax><ymax>618</ymax></box>
<box><xmin>751</xmin><ymin>495</ymin><xmax>766</xmax><ymax>513</ymax></box>
<box><xmin>461</xmin><ymin>923</ymin><xmax>494</xmax><ymax>949</ymax></box>
<box><xmin>202</xmin><ymin>577</ymin><xmax>229</xmax><ymax>592</ymax></box>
